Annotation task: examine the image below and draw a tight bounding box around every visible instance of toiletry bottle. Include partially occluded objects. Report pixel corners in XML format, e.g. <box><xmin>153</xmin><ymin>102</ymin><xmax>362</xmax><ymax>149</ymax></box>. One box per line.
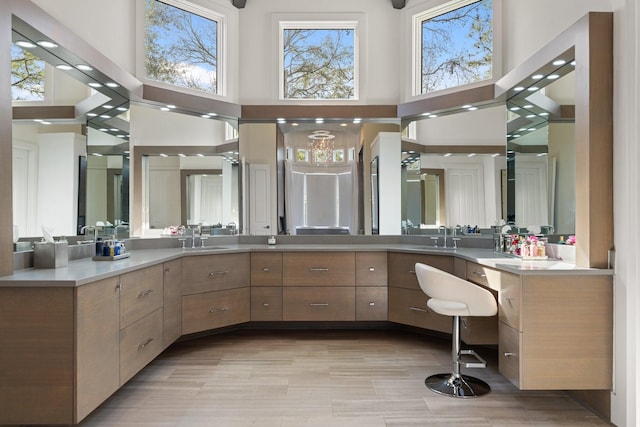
<box><xmin>96</xmin><ymin>237</ymin><xmax>103</xmax><ymax>256</ymax></box>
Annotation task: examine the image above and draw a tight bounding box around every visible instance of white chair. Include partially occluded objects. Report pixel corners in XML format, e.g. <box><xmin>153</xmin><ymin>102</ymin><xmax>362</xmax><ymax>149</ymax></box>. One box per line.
<box><xmin>414</xmin><ymin>262</ymin><xmax>497</xmax><ymax>398</ymax></box>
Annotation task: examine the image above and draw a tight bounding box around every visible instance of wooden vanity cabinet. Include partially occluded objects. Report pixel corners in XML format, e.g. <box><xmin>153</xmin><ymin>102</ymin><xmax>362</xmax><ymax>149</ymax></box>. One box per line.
<box><xmin>76</xmin><ymin>277</ymin><xmax>121</xmax><ymax>421</ymax></box>
<box><xmin>282</xmin><ymin>252</ymin><xmax>356</xmax><ymax>321</ymax></box>
<box><xmin>251</xmin><ymin>252</ymin><xmax>283</xmax><ymax>321</ymax></box>
<box><xmin>182</xmin><ymin>253</ymin><xmax>250</xmax><ymax>334</ymax></box>
<box><xmin>119</xmin><ymin>265</ymin><xmax>164</xmax><ymax>385</ymax></box>
<box><xmin>163</xmin><ymin>258</ymin><xmax>183</xmax><ymax>347</ymax></box>
<box><xmin>387</xmin><ymin>252</ymin><xmax>453</xmax><ymax>333</ymax></box>
<box><xmin>355</xmin><ymin>252</ymin><xmax>388</xmax><ymax>321</ymax></box>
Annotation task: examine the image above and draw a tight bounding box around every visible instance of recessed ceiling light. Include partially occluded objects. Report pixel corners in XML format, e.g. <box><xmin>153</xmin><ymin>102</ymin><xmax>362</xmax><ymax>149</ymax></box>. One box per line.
<box><xmin>528</xmin><ymin>128</ymin><xmax>537</xmax><ymax>131</ymax></box>
<box><xmin>103</xmin><ymin>105</ymin><xmax>113</xmax><ymax>109</ymax></box>
<box><xmin>512</xmin><ymin>134</ymin><xmax>521</xmax><ymax>138</ymax></box>
<box><xmin>531</xmin><ymin>74</ymin><xmax>544</xmax><ymax>80</ymax></box>
<box><xmin>40</xmin><ymin>121</ymin><xmax>52</xmax><ymax>125</ymax></box>
<box><xmin>88</xmin><ymin>82</ymin><xmax>102</xmax><ymax>88</ymax></box>
<box><xmin>92</xmin><ymin>153</ymin><xmax>103</xmax><ymax>157</ymax></box>
<box><xmin>340</xmin><ymin>123</ymin><xmax>348</xmax><ymax>126</ymax></box>
<box><xmin>15</xmin><ymin>40</ymin><xmax>36</xmax><ymax>48</ymax></box>
<box><xmin>526</xmin><ymin>114</ymin><xmax>535</xmax><ymax>118</ymax></box>
<box><xmin>537</xmin><ymin>153</ymin><xmax>548</xmax><ymax>157</ymax></box>
<box><xmin>178</xmin><ymin>153</ymin><xmax>186</xmax><ymax>157</ymax></box>
<box><xmin>527</xmin><ymin>86</ymin><xmax>539</xmax><ymax>92</ymax></box>
<box><xmin>292</xmin><ymin>123</ymin><xmax>299</xmax><ymax>126</ymax></box>
<box><xmin>109</xmin><ymin>128</ymin><xmax>118</xmax><ymax>131</ymax></box>
<box><xmin>197</xmin><ymin>153</ymin><xmax>204</xmax><ymax>157</ymax></box>
<box><xmin>105</xmin><ymin>82</ymin><xmax>119</xmax><ymax>88</ymax></box>
<box><xmin>116</xmin><ymin>135</ymin><xmax>126</xmax><ymax>138</ymax></box>
<box><xmin>100</xmin><ymin>115</ymin><xmax>111</xmax><ymax>119</ymax></box>
<box><xmin>571</xmin><ymin>60</ymin><xmax>576</xmax><ymax>66</ymax></box>
<box><xmin>428</xmin><ymin>114</ymin><xmax>438</xmax><ymax>118</ymax></box>
<box><xmin>208</xmin><ymin>112</ymin><xmax>218</xmax><ymax>116</ymax></box>
<box><xmin>509</xmin><ymin>107</ymin><xmax>520</xmax><ymax>111</ymax></box>
<box><xmin>492</xmin><ymin>153</ymin><xmax>500</xmax><ymax>157</ymax></box>
<box><xmin>56</xmin><ymin>64</ymin><xmax>73</xmax><ymax>70</ymax></box>
<box><xmin>443</xmin><ymin>153</ymin><xmax>452</xmax><ymax>157</ymax></box>
<box><xmin>315</xmin><ymin>118</ymin><xmax>324</xmax><ymax>123</ymax></box>
<box><xmin>547</xmin><ymin>74</ymin><xmax>560</xmax><ymax>80</ymax></box>
<box><xmin>519</xmin><ymin>128</ymin><xmax>528</xmax><ymax>131</ymax></box>
<box><xmin>467</xmin><ymin>106</ymin><xmax>478</xmax><ymax>111</ymax></box>
<box><xmin>116</xmin><ymin>107</ymin><xmax>128</xmax><ymax>111</ymax></box>
<box><xmin>160</xmin><ymin>153</ymin><xmax>168</xmax><ymax>157</ymax></box>
<box><xmin>99</xmin><ymin>128</ymin><xmax>108</xmax><ymax>131</ymax></box>
<box><xmin>552</xmin><ymin>59</ymin><xmax>566</xmax><ymax>66</ymax></box>
<box><xmin>124</xmin><ymin>150</ymin><xmax>130</xmax><ymax>154</ymax></box>
<box><xmin>201</xmin><ymin>114</ymin><xmax>210</xmax><ymax>118</ymax></box>
<box><xmin>539</xmin><ymin>112</ymin><xmax>550</xmax><ymax>116</ymax></box>
<box><xmin>33</xmin><ymin>119</ymin><xmax>43</xmax><ymax>122</ymax></box>
<box><xmin>161</xmin><ymin>107</ymin><xmax>170</xmax><ymax>111</ymax></box>
<box><xmin>353</xmin><ymin>118</ymin><xmax>362</xmax><ymax>123</ymax></box>
<box><xmin>467</xmin><ymin>153</ymin><xmax>476</xmax><ymax>157</ymax></box>
<box><xmin>167</xmin><ymin>104</ymin><xmax>176</xmax><ymax>109</ymax></box>
<box><xmin>514</xmin><ymin>86</ymin><xmax>525</xmax><ymax>91</ymax></box>
<box><xmin>523</xmin><ymin>105</ymin><xmax>533</xmax><ymax>108</ymax></box>
<box><xmin>87</xmin><ymin>113</ymin><xmax>98</xmax><ymax>117</ymax></box>
<box><xmin>37</xmin><ymin>40</ymin><xmax>58</xmax><ymax>48</ymax></box>
<box><xmin>76</xmin><ymin>64</ymin><xmax>93</xmax><ymax>71</ymax></box>
<box><xmin>462</xmin><ymin>105</ymin><xmax>472</xmax><ymax>109</ymax></box>
<box><xmin>420</xmin><ymin>112</ymin><xmax>431</xmax><ymax>116</ymax></box>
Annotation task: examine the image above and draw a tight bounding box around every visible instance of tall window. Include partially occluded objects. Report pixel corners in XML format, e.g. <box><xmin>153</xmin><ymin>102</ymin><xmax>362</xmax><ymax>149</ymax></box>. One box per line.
<box><xmin>11</xmin><ymin>44</ymin><xmax>45</xmax><ymax>101</ymax></box>
<box><xmin>144</xmin><ymin>0</ymin><xmax>220</xmax><ymax>95</ymax></box>
<box><xmin>416</xmin><ymin>0</ymin><xmax>493</xmax><ymax>94</ymax></box>
<box><xmin>280</xmin><ymin>22</ymin><xmax>357</xmax><ymax>100</ymax></box>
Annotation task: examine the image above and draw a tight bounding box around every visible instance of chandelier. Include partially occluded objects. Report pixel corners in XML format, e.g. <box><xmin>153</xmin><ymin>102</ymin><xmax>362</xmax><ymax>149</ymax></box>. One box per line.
<box><xmin>308</xmin><ymin>130</ymin><xmax>336</xmax><ymax>163</ymax></box>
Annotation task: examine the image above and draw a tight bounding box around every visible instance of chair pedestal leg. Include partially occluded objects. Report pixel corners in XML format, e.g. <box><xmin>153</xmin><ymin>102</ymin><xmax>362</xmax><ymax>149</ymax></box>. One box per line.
<box><xmin>425</xmin><ymin>316</ymin><xmax>491</xmax><ymax>398</ymax></box>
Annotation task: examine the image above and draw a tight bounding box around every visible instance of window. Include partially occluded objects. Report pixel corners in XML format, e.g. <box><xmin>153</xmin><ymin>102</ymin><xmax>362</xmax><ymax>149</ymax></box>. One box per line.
<box><xmin>415</xmin><ymin>0</ymin><xmax>493</xmax><ymax>94</ymax></box>
<box><xmin>144</xmin><ymin>0</ymin><xmax>221</xmax><ymax>95</ymax></box>
<box><xmin>280</xmin><ymin>22</ymin><xmax>358</xmax><ymax>100</ymax></box>
<box><xmin>11</xmin><ymin>44</ymin><xmax>45</xmax><ymax>101</ymax></box>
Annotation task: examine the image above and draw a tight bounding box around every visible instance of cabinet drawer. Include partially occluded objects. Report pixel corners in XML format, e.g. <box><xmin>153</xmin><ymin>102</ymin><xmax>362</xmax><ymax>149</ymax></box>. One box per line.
<box><xmin>499</xmin><ymin>322</ymin><xmax>521</xmax><ymax>388</ymax></box>
<box><xmin>251</xmin><ymin>252</ymin><xmax>283</xmax><ymax>286</ymax></box>
<box><xmin>355</xmin><ymin>252</ymin><xmax>387</xmax><ymax>286</ymax></box>
<box><xmin>498</xmin><ymin>275</ymin><xmax>521</xmax><ymax>330</ymax></box>
<box><xmin>388</xmin><ymin>252</ymin><xmax>454</xmax><ymax>290</ymax></box>
<box><xmin>119</xmin><ymin>308</ymin><xmax>163</xmax><ymax>385</ymax></box>
<box><xmin>466</xmin><ymin>262</ymin><xmax>519</xmax><ymax>292</ymax></box>
<box><xmin>283</xmin><ymin>252</ymin><xmax>355</xmax><ymax>286</ymax></box>
<box><xmin>182</xmin><ymin>253</ymin><xmax>250</xmax><ymax>295</ymax></box>
<box><xmin>120</xmin><ymin>265</ymin><xmax>163</xmax><ymax>329</ymax></box>
<box><xmin>461</xmin><ymin>315</ymin><xmax>498</xmax><ymax>345</ymax></box>
<box><xmin>388</xmin><ymin>287</ymin><xmax>451</xmax><ymax>333</ymax></box>
<box><xmin>356</xmin><ymin>287</ymin><xmax>388</xmax><ymax>321</ymax></box>
<box><xmin>182</xmin><ymin>287</ymin><xmax>250</xmax><ymax>334</ymax></box>
<box><xmin>251</xmin><ymin>287</ymin><xmax>282</xmax><ymax>321</ymax></box>
<box><xmin>282</xmin><ymin>287</ymin><xmax>355</xmax><ymax>321</ymax></box>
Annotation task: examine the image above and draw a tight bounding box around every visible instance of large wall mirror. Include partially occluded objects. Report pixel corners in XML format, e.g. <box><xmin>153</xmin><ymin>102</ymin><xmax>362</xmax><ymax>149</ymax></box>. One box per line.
<box><xmin>506</xmin><ymin>55</ymin><xmax>575</xmax><ymax>236</ymax></box>
<box><xmin>131</xmin><ymin>103</ymin><xmax>240</xmax><ymax>237</ymax></box>
<box><xmin>400</xmin><ymin>105</ymin><xmax>506</xmax><ymax>234</ymax></box>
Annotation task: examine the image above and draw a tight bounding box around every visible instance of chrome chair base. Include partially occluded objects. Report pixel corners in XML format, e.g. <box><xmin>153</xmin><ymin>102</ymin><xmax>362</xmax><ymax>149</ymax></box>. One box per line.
<box><xmin>425</xmin><ymin>373</ymin><xmax>491</xmax><ymax>398</ymax></box>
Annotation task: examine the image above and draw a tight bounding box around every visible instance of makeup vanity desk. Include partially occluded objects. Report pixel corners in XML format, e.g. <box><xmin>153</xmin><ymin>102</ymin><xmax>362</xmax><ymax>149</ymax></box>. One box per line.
<box><xmin>0</xmin><ymin>244</ymin><xmax>613</xmax><ymax>425</ymax></box>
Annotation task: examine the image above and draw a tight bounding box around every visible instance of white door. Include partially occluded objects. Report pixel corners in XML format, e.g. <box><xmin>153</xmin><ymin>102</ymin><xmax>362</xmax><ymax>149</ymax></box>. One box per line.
<box><xmin>249</xmin><ymin>164</ymin><xmax>271</xmax><ymax>235</ymax></box>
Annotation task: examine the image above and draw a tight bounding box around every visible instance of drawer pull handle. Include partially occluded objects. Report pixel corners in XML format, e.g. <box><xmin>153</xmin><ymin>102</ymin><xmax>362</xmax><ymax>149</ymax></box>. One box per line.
<box><xmin>138</xmin><ymin>337</ymin><xmax>154</xmax><ymax>350</ymax></box>
<box><xmin>503</xmin><ymin>352</ymin><xmax>517</xmax><ymax>357</ymax></box>
<box><xmin>462</xmin><ymin>319</ymin><xmax>469</xmax><ymax>328</ymax></box>
<box><xmin>368</xmin><ymin>267</ymin><xmax>375</xmax><ymax>272</ymax></box>
<box><xmin>309</xmin><ymin>268</ymin><xmax>329</xmax><ymax>272</ymax></box>
<box><xmin>368</xmin><ymin>302</ymin><xmax>376</xmax><ymax>306</ymax></box>
<box><xmin>263</xmin><ymin>303</ymin><xmax>270</xmax><ymax>307</ymax></box>
<box><xmin>472</xmin><ymin>271</ymin><xmax>487</xmax><ymax>278</ymax></box>
<box><xmin>209</xmin><ymin>307</ymin><xmax>229</xmax><ymax>313</ymax></box>
<box><xmin>209</xmin><ymin>270</ymin><xmax>229</xmax><ymax>277</ymax></box>
<box><xmin>409</xmin><ymin>270</ymin><xmax>416</xmax><ymax>274</ymax></box>
<box><xmin>309</xmin><ymin>303</ymin><xmax>329</xmax><ymax>307</ymax></box>
<box><xmin>409</xmin><ymin>306</ymin><xmax>428</xmax><ymax>313</ymax></box>
<box><xmin>263</xmin><ymin>267</ymin><xmax>270</xmax><ymax>272</ymax></box>
<box><xmin>138</xmin><ymin>289</ymin><xmax>153</xmax><ymax>298</ymax></box>
<box><xmin>164</xmin><ymin>268</ymin><xmax>171</xmax><ymax>273</ymax></box>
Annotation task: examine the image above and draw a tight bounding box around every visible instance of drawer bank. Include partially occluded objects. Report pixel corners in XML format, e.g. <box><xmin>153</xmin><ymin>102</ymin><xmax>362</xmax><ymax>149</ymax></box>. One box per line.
<box><xmin>0</xmin><ymin>245</ymin><xmax>612</xmax><ymax>425</ymax></box>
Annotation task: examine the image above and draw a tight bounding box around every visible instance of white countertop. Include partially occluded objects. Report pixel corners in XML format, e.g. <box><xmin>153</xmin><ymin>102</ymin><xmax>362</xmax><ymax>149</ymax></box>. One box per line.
<box><xmin>0</xmin><ymin>244</ymin><xmax>612</xmax><ymax>287</ymax></box>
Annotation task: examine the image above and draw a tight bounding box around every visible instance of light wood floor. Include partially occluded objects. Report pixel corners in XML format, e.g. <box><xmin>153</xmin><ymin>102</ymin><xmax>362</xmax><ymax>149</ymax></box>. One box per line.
<box><xmin>80</xmin><ymin>329</ymin><xmax>610</xmax><ymax>426</ymax></box>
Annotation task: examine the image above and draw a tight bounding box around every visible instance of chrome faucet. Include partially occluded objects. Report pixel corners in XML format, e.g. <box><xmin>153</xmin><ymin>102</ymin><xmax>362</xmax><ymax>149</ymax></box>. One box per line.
<box><xmin>80</xmin><ymin>225</ymin><xmax>96</xmax><ymax>242</ymax></box>
<box><xmin>439</xmin><ymin>225</ymin><xmax>448</xmax><ymax>248</ymax></box>
<box><xmin>114</xmin><ymin>224</ymin><xmax>128</xmax><ymax>240</ymax></box>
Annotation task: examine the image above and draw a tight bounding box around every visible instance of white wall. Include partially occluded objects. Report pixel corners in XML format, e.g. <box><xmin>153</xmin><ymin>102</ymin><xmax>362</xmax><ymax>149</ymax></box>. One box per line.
<box><xmin>371</xmin><ymin>132</ymin><xmax>401</xmax><ymax>235</ymax></box>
